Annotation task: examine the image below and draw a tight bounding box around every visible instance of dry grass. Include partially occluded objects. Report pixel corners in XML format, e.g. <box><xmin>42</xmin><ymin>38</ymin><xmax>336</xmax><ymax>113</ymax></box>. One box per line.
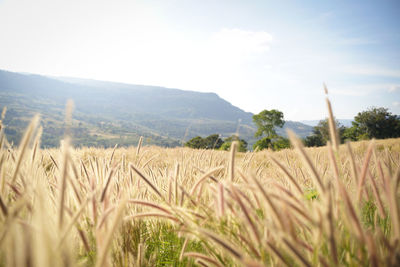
<box><xmin>0</xmin><ymin>108</ymin><xmax>400</xmax><ymax>266</ymax></box>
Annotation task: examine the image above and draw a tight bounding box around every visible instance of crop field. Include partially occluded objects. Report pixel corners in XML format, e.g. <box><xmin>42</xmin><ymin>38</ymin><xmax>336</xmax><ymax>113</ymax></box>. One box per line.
<box><xmin>0</xmin><ymin>113</ymin><xmax>400</xmax><ymax>266</ymax></box>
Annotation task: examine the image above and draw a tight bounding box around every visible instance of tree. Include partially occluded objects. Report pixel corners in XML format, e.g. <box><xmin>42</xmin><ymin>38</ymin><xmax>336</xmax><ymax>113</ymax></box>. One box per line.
<box><xmin>204</xmin><ymin>134</ymin><xmax>224</xmax><ymax>149</ymax></box>
<box><xmin>312</xmin><ymin>119</ymin><xmax>330</xmax><ymax>144</ymax></box>
<box><xmin>304</xmin><ymin>118</ymin><xmax>346</xmax><ymax>147</ymax></box>
<box><xmin>253</xmin><ymin>109</ymin><xmax>285</xmax><ymax>138</ymax></box>
<box><xmin>220</xmin><ymin>135</ymin><xmax>248</xmax><ymax>152</ymax></box>
<box><xmin>252</xmin><ymin>109</ymin><xmax>285</xmax><ymax>150</ymax></box>
<box><xmin>184</xmin><ymin>134</ymin><xmax>224</xmax><ymax>149</ymax></box>
<box><xmin>253</xmin><ymin>137</ymin><xmax>272</xmax><ymax>151</ymax></box>
<box><xmin>253</xmin><ymin>136</ymin><xmax>291</xmax><ymax>151</ymax></box>
<box><xmin>184</xmin><ymin>136</ymin><xmax>205</xmax><ymax>149</ymax></box>
<box><xmin>304</xmin><ymin>134</ymin><xmax>324</xmax><ymax>147</ymax></box>
<box><xmin>272</xmin><ymin>136</ymin><xmax>291</xmax><ymax>150</ymax></box>
<box><xmin>342</xmin><ymin>126</ymin><xmax>360</xmax><ymax>141</ymax></box>
<box><xmin>349</xmin><ymin>107</ymin><xmax>400</xmax><ymax>140</ymax></box>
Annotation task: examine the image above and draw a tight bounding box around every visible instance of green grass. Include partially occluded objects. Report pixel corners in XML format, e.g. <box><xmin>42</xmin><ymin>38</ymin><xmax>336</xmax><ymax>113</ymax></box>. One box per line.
<box><xmin>112</xmin><ymin>221</ymin><xmax>205</xmax><ymax>267</ymax></box>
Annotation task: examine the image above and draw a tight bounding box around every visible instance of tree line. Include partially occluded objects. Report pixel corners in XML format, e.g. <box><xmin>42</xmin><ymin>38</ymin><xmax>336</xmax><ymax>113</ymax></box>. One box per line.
<box><xmin>304</xmin><ymin>107</ymin><xmax>400</xmax><ymax>147</ymax></box>
<box><xmin>184</xmin><ymin>134</ymin><xmax>248</xmax><ymax>152</ymax></box>
<box><xmin>184</xmin><ymin>106</ymin><xmax>400</xmax><ymax>151</ymax></box>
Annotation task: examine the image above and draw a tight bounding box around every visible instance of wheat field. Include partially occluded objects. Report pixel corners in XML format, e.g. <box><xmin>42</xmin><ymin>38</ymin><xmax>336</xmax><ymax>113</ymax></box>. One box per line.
<box><xmin>0</xmin><ymin>109</ymin><xmax>400</xmax><ymax>266</ymax></box>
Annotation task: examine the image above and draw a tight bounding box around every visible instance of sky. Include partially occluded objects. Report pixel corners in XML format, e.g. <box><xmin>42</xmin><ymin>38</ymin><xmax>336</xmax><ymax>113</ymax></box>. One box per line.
<box><xmin>0</xmin><ymin>0</ymin><xmax>399</xmax><ymax>120</ymax></box>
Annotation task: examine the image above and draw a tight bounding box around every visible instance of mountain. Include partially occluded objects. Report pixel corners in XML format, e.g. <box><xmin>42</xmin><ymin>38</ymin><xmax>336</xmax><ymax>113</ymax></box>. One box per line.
<box><xmin>0</xmin><ymin>69</ymin><xmax>313</xmax><ymax>148</ymax></box>
<box><xmin>301</xmin><ymin>119</ymin><xmax>353</xmax><ymax>127</ymax></box>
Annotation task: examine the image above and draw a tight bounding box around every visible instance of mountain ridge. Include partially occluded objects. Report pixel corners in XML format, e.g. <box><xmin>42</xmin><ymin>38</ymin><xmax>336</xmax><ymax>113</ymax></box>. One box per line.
<box><xmin>0</xmin><ymin>69</ymin><xmax>313</xmax><ymax>148</ymax></box>
<box><xmin>301</xmin><ymin>119</ymin><xmax>353</xmax><ymax>128</ymax></box>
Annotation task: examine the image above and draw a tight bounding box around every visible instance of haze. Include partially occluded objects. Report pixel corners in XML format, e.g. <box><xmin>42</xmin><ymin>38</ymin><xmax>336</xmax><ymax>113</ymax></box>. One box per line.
<box><xmin>0</xmin><ymin>0</ymin><xmax>399</xmax><ymax>120</ymax></box>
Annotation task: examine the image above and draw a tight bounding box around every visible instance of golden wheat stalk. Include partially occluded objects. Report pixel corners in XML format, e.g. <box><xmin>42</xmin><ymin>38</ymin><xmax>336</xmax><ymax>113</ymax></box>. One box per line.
<box><xmin>184</xmin><ymin>252</ymin><xmax>224</xmax><ymax>267</ymax></box>
<box><xmin>356</xmin><ymin>140</ymin><xmax>374</xmax><ymax>202</ymax></box>
<box><xmin>288</xmin><ymin>130</ymin><xmax>326</xmax><ymax>194</ymax></box>
<box><xmin>10</xmin><ymin>115</ymin><xmax>40</xmax><ymax>184</ymax></box>
<box><xmin>96</xmin><ymin>199</ymin><xmax>127</xmax><ymax>267</ymax></box>
<box><xmin>124</xmin><ymin>212</ymin><xmax>179</xmax><ymax>222</ymax></box>
<box><xmin>229</xmin><ymin>141</ymin><xmax>238</xmax><ymax>181</ymax></box>
<box><xmin>189</xmin><ymin>166</ymin><xmax>224</xmax><ymax>196</ymax></box>
<box><xmin>58</xmin><ymin>137</ymin><xmax>70</xmax><ymax>229</ymax></box>
<box><xmin>130</xmin><ymin>164</ymin><xmax>164</xmax><ymax>200</ymax></box>
<box><xmin>136</xmin><ymin>136</ymin><xmax>143</xmax><ymax>156</ymax></box>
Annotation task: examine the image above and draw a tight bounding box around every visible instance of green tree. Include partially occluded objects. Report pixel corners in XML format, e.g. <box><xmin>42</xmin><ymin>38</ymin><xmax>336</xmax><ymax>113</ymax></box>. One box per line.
<box><xmin>304</xmin><ymin>134</ymin><xmax>324</xmax><ymax>147</ymax></box>
<box><xmin>313</xmin><ymin>119</ymin><xmax>330</xmax><ymax>144</ymax></box>
<box><xmin>184</xmin><ymin>136</ymin><xmax>205</xmax><ymax>149</ymax></box>
<box><xmin>304</xmin><ymin>118</ymin><xmax>346</xmax><ymax>147</ymax></box>
<box><xmin>272</xmin><ymin>136</ymin><xmax>291</xmax><ymax>150</ymax></box>
<box><xmin>220</xmin><ymin>135</ymin><xmax>248</xmax><ymax>152</ymax></box>
<box><xmin>349</xmin><ymin>107</ymin><xmax>400</xmax><ymax>140</ymax></box>
<box><xmin>342</xmin><ymin>126</ymin><xmax>360</xmax><ymax>141</ymax></box>
<box><xmin>184</xmin><ymin>134</ymin><xmax>224</xmax><ymax>149</ymax></box>
<box><xmin>253</xmin><ymin>136</ymin><xmax>290</xmax><ymax>151</ymax></box>
<box><xmin>253</xmin><ymin>109</ymin><xmax>285</xmax><ymax>138</ymax></box>
<box><xmin>204</xmin><ymin>134</ymin><xmax>224</xmax><ymax>149</ymax></box>
<box><xmin>253</xmin><ymin>137</ymin><xmax>272</xmax><ymax>151</ymax></box>
<box><xmin>252</xmin><ymin>109</ymin><xmax>285</xmax><ymax>150</ymax></box>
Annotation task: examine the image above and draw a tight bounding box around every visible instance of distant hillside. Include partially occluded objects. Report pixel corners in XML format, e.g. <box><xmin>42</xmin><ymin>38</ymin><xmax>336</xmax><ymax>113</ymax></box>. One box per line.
<box><xmin>301</xmin><ymin>119</ymin><xmax>353</xmax><ymax>127</ymax></box>
<box><xmin>0</xmin><ymin>70</ymin><xmax>313</xmax><ymax>148</ymax></box>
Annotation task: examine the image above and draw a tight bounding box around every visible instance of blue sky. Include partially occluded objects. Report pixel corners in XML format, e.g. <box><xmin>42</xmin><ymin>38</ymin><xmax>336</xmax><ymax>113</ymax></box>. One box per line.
<box><xmin>0</xmin><ymin>0</ymin><xmax>399</xmax><ymax>120</ymax></box>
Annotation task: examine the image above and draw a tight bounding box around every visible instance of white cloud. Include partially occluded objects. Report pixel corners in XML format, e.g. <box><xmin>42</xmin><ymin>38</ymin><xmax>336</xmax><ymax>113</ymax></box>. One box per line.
<box><xmin>330</xmin><ymin>84</ymin><xmax>395</xmax><ymax>96</ymax></box>
<box><xmin>393</xmin><ymin>101</ymin><xmax>400</xmax><ymax>107</ymax></box>
<box><xmin>342</xmin><ymin>65</ymin><xmax>400</xmax><ymax>78</ymax></box>
<box><xmin>389</xmin><ymin>85</ymin><xmax>400</xmax><ymax>92</ymax></box>
<box><xmin>330</xmin><ymin>89</ymin><xmax>367</xmax><ymax>96</ymax></box>
<box><xmin>211</xmin><ymin>28</ymin><xmax>273</xmax><ymax>56</ymax></box>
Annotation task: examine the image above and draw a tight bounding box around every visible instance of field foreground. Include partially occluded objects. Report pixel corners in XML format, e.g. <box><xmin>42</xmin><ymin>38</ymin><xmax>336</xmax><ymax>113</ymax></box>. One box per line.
<box><xmin>0</xmin><ymin>118</ymin><xmax>400</xmax><ymax>266</ymax></box>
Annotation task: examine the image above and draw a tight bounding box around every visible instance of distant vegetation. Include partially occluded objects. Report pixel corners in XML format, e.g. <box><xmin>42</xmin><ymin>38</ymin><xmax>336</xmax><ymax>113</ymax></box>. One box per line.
<box><xmin>219</xmin><ymin>135</ymin><xmax>248</xmax><ymax>152</ymax></box>
<box><xmin>345</xmin><ymin>107</ymin><xmax>400</xmax><ymax>140</ymax></box>
<box><xmin>184</xmin><ymin>134</ymin><xmax>224</xmax><ymax>150</ymax></box>
<box><xmin>186</xmin><ymin>107</ymin><xmax>400</xmax><ymax>152</ymax></box>
<box><xmin>185</xmin><ymin>134</ymin><xmax>248</xmax><ymax>152</ymax></box>
<box><xmin>185</xmin><ymin>109</ymin><xmax>290</xmax><ymax>152</ymax></box>
<box><xmin>304</xmin><ymin>107</ymin><xmax>400</xmax><ymax>147</ymax></box>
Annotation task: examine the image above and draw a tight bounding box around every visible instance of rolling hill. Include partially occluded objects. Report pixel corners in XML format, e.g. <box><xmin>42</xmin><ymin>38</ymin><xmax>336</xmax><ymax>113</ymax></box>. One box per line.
<box><xmin>0</xmin><ymin>69</ymin><xmax>313</xmax><ymax>148</ymax></box>
<box><xmin>301</xmin><ymin>119</ymin><xmax>353</xmax><ymax>127</ymax></box>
